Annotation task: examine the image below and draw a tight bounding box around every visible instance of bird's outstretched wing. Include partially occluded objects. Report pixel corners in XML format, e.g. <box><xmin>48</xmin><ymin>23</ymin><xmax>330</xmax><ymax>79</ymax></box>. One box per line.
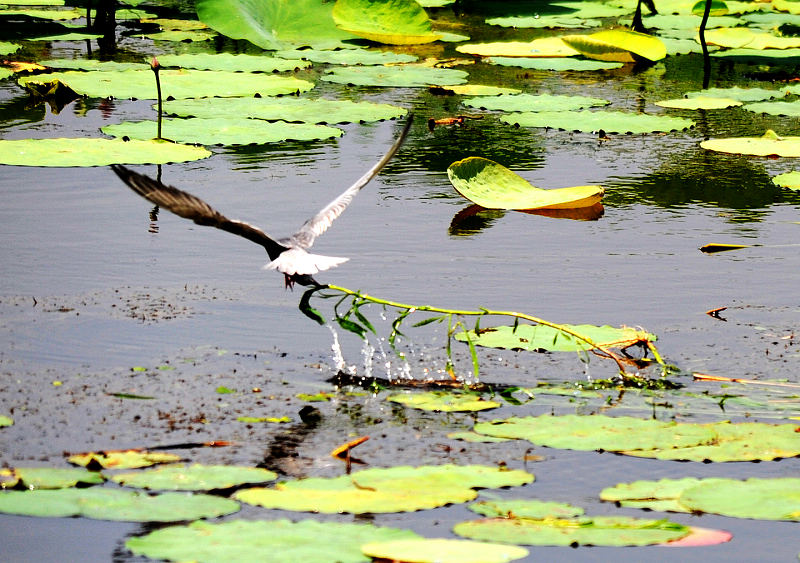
<box><xmin>111</xmin><ymin>164</ymin><xmax>289</xmax><ymax>260</ymax></box>
<box><xmin>289</xmin><ymin>114</ymin><xmax>414</xmax><ymax>249</ymax></box>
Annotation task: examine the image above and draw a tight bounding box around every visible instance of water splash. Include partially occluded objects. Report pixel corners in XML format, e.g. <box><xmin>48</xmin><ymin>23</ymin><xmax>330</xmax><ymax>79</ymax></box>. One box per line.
<box><xmin>328</xmin><ymin>324</ymin><xmax>346</xmax><ymax>373</ymax></box>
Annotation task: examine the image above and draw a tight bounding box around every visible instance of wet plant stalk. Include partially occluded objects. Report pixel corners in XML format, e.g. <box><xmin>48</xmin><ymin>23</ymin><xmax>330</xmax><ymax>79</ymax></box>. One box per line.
<box><xmin>151</xmin><ymin>57</ymin><xmax>162</xmax><ymax>140</ymax></box>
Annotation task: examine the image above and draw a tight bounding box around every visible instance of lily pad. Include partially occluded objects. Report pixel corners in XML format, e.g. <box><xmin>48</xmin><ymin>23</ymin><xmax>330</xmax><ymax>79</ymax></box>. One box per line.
<box><xmin>235</xmin><ymin>464</ymin><xmax>533</xmax><ymax>514</ymax></box>
<box><xmin>701</xmin><ymin>129</ymin><xmax>800</xmax><ymax>156</ymax></box>
<box><xmin>0</xmin><ymin>487</ymin><xmax>239</xmax><ymax>521</ymax></box>
<box><xmin>487</xmin><ymin>57</ymin><xmax>624</xmax><ymax>71</ymax></box>
<box><xmin>457</xmin><ymin>37</ymin><xmax>579</xmax><ymax>58</ymax></box>
<box><xmin>705</xmin><ymin>27</ymin><xmax>800</xmax><ymax>49</ymax></box>
<box><xmin>454</xmin><ymin>515</ymin><xmax>690</xmax><ymax>547</ymax></box>
<box><xmin>744</xmin><ymin>100</ymin><xmax>800</xmax><ymax>116</ymax></box>
<box><xmin>443</xmin><ymin>84</ymin><xmax>522</xmax><ymax>96</ymax></box>
<box><xmin>469</xmin><ymin>499</ymin><xmax>585</xmax><ymax>519</ymax></box>
<box><xmin>0</xmin><ymin>42</ymin><xmax>20</xmax><ymax>56</ymax></box>
<box><xmin>561</xmin><ymin>30</ymin><xmax>667</xmax><ymax>62</ymax></box>
<box><xmin>102</xmin><ymin>118</ymin><xmax>343</xmax><ymax>145</ymax></box>
<box><xmin>712</xmin><ymin>47</ymin><xmax>800</xmax><ymax>59</ymax></box>
<box><xmin>386</xmin><ymin>391</ymin><xmax>501</xmax><ymax>412</ymax></box>
<box><xmin>157</xmin><ymin>53</ymin><xmax>311</xmax><ymax>72</ymax></box>
<box><xmin>68</xmin><ymin>449</ymin><xmax>183</xmax><ymax>469</ymax></box>
<box><xmin>501</xmin><ymin>110</ymin><xmax>695</xmax><ymax>134</ymax></box>
<box><xmin>600</xmin><ymin>477</ymin><xmax>728</xmax><ymax>512</ymax></box>
<box><xmin>772</xmin><ymin>170</ymin><xmax>800</xmax><ymax>189</ymax></box>
<box><xmin>462</xmin><ymin>93</ymin><xmax>609</xmax><ymax>112</ymax></box>
<box><xmin>448</xmin><ymin>157</ymin><xmax>603</xmax><ymax>210</ymax></box>
<box><xmin>275</xmin><ymin>48</ymin><xmax>417</xmax><ymax>65</ymax></box>
<box><xmin>18</xmin><ymin>70</ymin><xmax>314</xmax><ymax>100</ymax></box>
<box><xmin>321</xmin><ymin>64</ymin><xmax>468</xmax><ymax>87</ymax></box>
<box><xmin>655</xmin><ymin>96</ymin><xmax>742</xmax><ymax>109</ymax></box>
<box><xmin>472</xmin><ymin>415</ymin><xmax>717</xmax><ymax>452</ymax></box>
<box><xmin>679</xmin><ymin>478</ymin><xmax>800</xmax><ymax>520</ymax></box>
<box><xmin>0</xmin><ymin>7</ymin><xmax>82</xmax><ymax>19</ymax></box>
<box><xmin>196</xmin><ymin>0</ymin><xmax>357</xmax><ymax>49</ymax></box>
<box><xmin>163</xmin><ymin>97</ymin><xmax>407</xmax><ymax>124</ymax></box>
<box><xmin>0</xmin><ymin>415</ymin><xmax>12</xmax><ymax>427</ymax></box>
<box><xmin>332</xmin><ymin>0</ymin><xmax>440</xmax><ymax>45</ymax></box>
<box><xmin>0</xmin><ymin>138</ymin><xmax>210</xmax><ymax>167</ymax></box>
<box><xmin>37</xmin><ymin>59</ymin><xmax>146</xmax><ymax>71</ymax></box>
<box><xmin>0</xmin><ymin>467</ymin><xmax>103</xmax><ymax>490</ymax></box>
<box><xmin>685</xmin><ymin>86</ymin><xmax>788</xmax><ymax>101</ymax></box>
<box><xmin>109</xmin><ymin>464</ymin><xmax>278</xmax><ymax>491</ymax></box>
<box><xmin>128</xmin><ymin>519</ymin><xmax>421</xmax><ymax>563</ymax></box>
<box><xmin>362</xmin><ymin>538</ymin><xmax>529</xmax><ymax>563</ymax></box>
<box><xmin>487</xmin><ymin>15</ymin><xmax>601</xmax><ymax>29</ymax></box>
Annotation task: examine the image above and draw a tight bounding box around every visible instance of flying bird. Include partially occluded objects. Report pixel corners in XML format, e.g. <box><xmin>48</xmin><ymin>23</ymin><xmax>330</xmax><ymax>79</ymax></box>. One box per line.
<box><xmin>111</xmin><ymin>115</ymin><xmax>413</xmax><ymax>288</ymax></box>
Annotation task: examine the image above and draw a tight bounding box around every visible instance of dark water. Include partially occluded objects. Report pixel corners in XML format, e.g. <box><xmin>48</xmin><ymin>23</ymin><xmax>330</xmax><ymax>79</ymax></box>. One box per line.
<box><xmin>2</xmin><ymin>10</ymin><xmax>800</xmax><ymax>563</ymax></box>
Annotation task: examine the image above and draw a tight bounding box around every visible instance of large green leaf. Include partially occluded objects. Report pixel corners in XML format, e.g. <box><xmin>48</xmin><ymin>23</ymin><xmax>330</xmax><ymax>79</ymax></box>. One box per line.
<box><xmin>362</xmin><ymin>538</ymin><xmax>529</xmax><ymax>563</ymax></box>
<box><xmin>456</xmin><ymin>37</ymin><xmax>579</xmax><ymax>57</ymax></box>
<box><xmin>455</xmin><ymin>321</ymin><xmax>653</xmax><ymax>351</ymax></box>
<box><xmin>275</xmin><ymin>48</ymin><xmax>417</xmax><ymax>65</ymax></box>
<box><xmin>196</xmin><ymin>0</ymin><xmax>357</xmax><ymax>49</ymax></box>
<box><xmin>386</xmin><ymin>391</ymin><xmax>501</xmax><ymax>412</ymax></box>
<box><xmin>656</xmin><ymin>96</ymin><xmax>741</xmax><ymax>109</ymax></box>
<box><xmin>128</xmin><ymin>519</ymin><xmax>421</xmax><ymax>562</ymax></box>
<box><xmin>0</xmin><ymin>42</ymin><xmax>21</xmax><ymax>56</ymax></box>
<box><xmin>447</xmin><ymin>157</ymin><xmax>603</xmax><ymax>210</ymax></box>
<box><xmin>19</xmin><ymin>69</ymin><xmax>313</xmax><ymax>99</ymax></box>
<box><xmin>772</xmin><ymin>170</ymin><xmax>800</xmax><ymax>190</ymax></box>
<box><xmin>600</xmin><ymin>477</ymin><xmax>730</xmax><ymax>512</ymax></box>
<box><xmin>0</xmin><ymin>488</ymin><xmax>239</xmax><ymax>521</ymax></box>
<box><xmin>462</xmin><ymin>93</ymin><xmax>609</xmax><ymax>112</ymax></box>
<box><xmin>487</xmin><ymin>57</ymin><xmax>624</xmax><ymax>71</ymax></box>
<box><xmin>685</xmin><ymin>86</ymin><xmax>788</xmax><ymax>101</ymax></box>
<box><xmin>110</xmin><ymin>464</ymin><xmax>277</xmax><ymax>491</ymax></box>
<box><xmin>321</xmin><ymin>64</ymin><xmax>468</xmax><ymax>87</ymax></box>
<box><xmin>469</xmin><ymin>499</ymin><xmax>585</xmax><ymax>519</ymax></box>
<box><xmin>0</xmin><ymin>138</ymin><xmax>210</xmax><ymax>166</ymax></box>
<box><xmin>705</xmin><ymin>27</ymin><xmax>800</xmax><ymax>49</ymax></box>
<box><xmin>744</xmin><ymin>100</ymin><xmax>800</xmax><ymax>116</ymax></box>
<box><xmin>486</xmin><ymin>15</ymin><xmax>601</xmax><ymax>29</ymax></box>
<box><xmin>561</xmin><ymin>30</ymin><xmax>667</xmax><ymax>62</ymax></box>
<box><xmin>102</xmin><ymin>118</ymin><xmax>343</xmax><ymax>145</ymax></box>
<box><xmin>473</xmin><ymin>415</ymin><xmax>716</xmax><ymax>452</ymax></box>
<box><xmin>679</xmin><ymin>478</ymin><xmax>800</xmax><ymax>520</ymax></box>
<box><xmin>701</xmin><ymin>129</ymin><xmax>800</xmax><ymax>156</ymax></box>
<box><xmin>501</xmin><ymin>110</ymin><xmax>695</xmax><ymax>134</ymax></box>
<box><xmin>157</xmin><ymin>53</ymin><xmax>311</xmax><ymax>72</ymax></box>
<box><xmin>0</xmin><ymin>467</ymin><xmax>103</xmax><ymax>490</ymax></box>
<box><xmin>332</xmin><ymin>0</ymin><xmax>440</xmax><ymax>45</ymax></box>
<box><xmin>163</xmin><ymin>97</ymin><xmax>407</xmax><ymax>124</ymax></box>
<box><xmin>68</xmin><ymin>449</ymin><xmax>183</xmax><ymax>469</ymax></box>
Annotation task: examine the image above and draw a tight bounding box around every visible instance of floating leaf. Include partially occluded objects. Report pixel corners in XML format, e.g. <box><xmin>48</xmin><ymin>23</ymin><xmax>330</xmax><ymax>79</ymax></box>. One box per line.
<box><xmin>448</xmin><ymin>157</ymin><xmax>603</xmax><ymax>210</ymax></box>
<box><xmin>469</xmin><ymin>499</ymin><xmax>585</xmax><ymax>519</ymax></box>
<box><xmin>386</xmin><ymin>391</ymin><xmax>501</xmax><ymax>412</ymax></box>
<box><xmin>744</xmin><ymin>100</ymin><xmax>800</xmax><ymax>116</ymax></box>
<box><xmin>102</xmin><ymin>118</ymin><xmax>343</xmax><ymax>145</ymax></box>
<box><xmin>18</xmin><ymin>70</ymin><xmax>313</xmax><ymax>100</ymax></box>
<box><xmin>362</xmin><ymin>538</ymin><xmax>529</xmax><ymax>563</ymax></box>
<box><xmin>0</xmin><ymin>415</ymin><xmax>12</xmax><ymax>427</ymax></box>
<box><xmin>68</xmin><ymin>449</ymin><xmax>182</xmax><ymax>469</ymax></box>
<box><xmin>712</xmin><ymin>47</ymin><xmax>800</xmax><ymax>59</ymax></box>
<box><xmin>0</xmin><ymin>42</ymin><xmax>21</xmax><ymax>56</ymax></box>
<box><xmin>128</xmin><ymin>519</ymin><xmax>420</xmax><ymax>562</ymax></box>
<box><xmin>487</xmin><ymin>57</ymin><xmax>624</xmax><ymax>71</ymax></box>
<box><xmin>321</xmin><ymin>64</ymin><xmax>468</xmax><ymax>87</ymax></box>
<box><xmin>0</xmin><ymin>7</ymin><xmax>82</xmax><ymax>19</ymax></box>
<box><xmin>332</xmin><ymin>0</ymin><xmax>440</xmax><ymax>45</ymax></box>
<box><xmin>705</xmin><ymin>27</ymin><xmax>800</xmax><ymax>49</ymax></box>
<box><xmin>275</xmin><ymin>48</ymin><xmax>417</xmax><ymax>65</ymax></box>
<box><xmin>600</xmin><ymin>477</ymin><xmax>729</xmax><ymax>512</ymax></box>
<box><xmin>37</xmin><ymin>59</ymin><xmax>148</xmax><ymax>71</ymax></box>
<box><xmin>561</xmin><ymin>30</ymin><xmax>667</xmax><ymax>62</ymax></box>
<box><xmin>110</xmin><ymin>464</ymin><xmax>277</xmax><ymax>491</ymax></box>
<box><xmin>456</xmin><ymin>37</ymin><xmax>579</xmax><ymax>57</ymax></box>
<box><xmin>442</xmin><ymin>84</ymin><xmax>522</xmax><ymax>96</ymax></box>
<box><xmin>772</xmin><ymin>170</ymin><xmax>800</xmax><ymax>190</ymax></box>
<box><xmin>157</xmin><ymin>53</ymin><xmax>311</xmax><ymax>72</ymax></box>
<box><xmin>701</xmin><ymin>129</ymin><xmax>800</xmax><ymax>156</ymax></box>
<box><xmin>501</xmin><ymin>110</ymin><xmax>694</xmax><ymax>134</ymax></box>
<box><xmin>462</xmin><ymin>93</ymin><xmax>609</xmax><ymax>112</ymax></box>
<box><xmin>196</xmin><ymin>0</ymin><xmax>357</xmax><ymax>49</ymax></box>
<box><xmin>455</xmin><ymin>322</ymin><xmax>653</xmax><ymax>352</ymax></box>
<box><xmin>487</xmin><ymin>15</ymin><xmax>601</xmax><ymax>29</ymax></box>
<box><xmin>655</xmin><ymin>96</ymin><xmax>741</xmax><ymax>109</ymax></box>
<box><xmin>0</xmin><ymin>138</ymin><xmax>210</xmax><ymax>167</ymax></box>
<box><xmin>0</xmin><ymin>488</ymin><xmax>239</xmax><ymax>521</ymax></box>
<box><xmin>679</xmin><ymin>478</ymin><xmax>800</xmax><ymax>521</ymax></box>
<box><xmin>473</xmin><ymin>415</ymin><xmax>716</xmax><ymax>452</ymax></box>
<box><xmin>0</xmin><ymin>467</ymin><xmax>103</xmax><ymax>490</ymax></box>
<box><xmin>454</xmin><ymin>515</ymin><xmax>690</xmax><ymax>546</ymax></box>
<box><xmin>685</xmin><ymin>86</ymin><xmax>788</xmax><ymax>101</ymax></box>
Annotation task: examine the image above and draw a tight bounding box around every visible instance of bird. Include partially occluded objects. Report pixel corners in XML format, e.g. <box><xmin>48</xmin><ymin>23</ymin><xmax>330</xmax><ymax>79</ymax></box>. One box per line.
<box><xmin>111</xmin><ymin>114</ymin><xmax>413</xmax><ymax>289</ymax></box>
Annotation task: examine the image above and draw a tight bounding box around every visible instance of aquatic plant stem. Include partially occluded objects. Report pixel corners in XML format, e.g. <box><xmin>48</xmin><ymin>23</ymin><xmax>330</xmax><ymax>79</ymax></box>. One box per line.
<box><xmin>325</xmin><ymin>284</ymin><xmax>642</xmax><ymax>375</ymax></box>
<box><xmin>150</xmin><ymin>57</ymin><xmax>162</xmax><ymax>140</ymax></box>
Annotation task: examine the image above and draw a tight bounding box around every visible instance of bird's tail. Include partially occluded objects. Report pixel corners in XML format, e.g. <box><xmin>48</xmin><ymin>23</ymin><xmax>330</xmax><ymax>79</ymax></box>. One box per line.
<box><xmin>263</xmin><ymin>247</ymin><xmax>349</xmax><ymax>276</ymax></box>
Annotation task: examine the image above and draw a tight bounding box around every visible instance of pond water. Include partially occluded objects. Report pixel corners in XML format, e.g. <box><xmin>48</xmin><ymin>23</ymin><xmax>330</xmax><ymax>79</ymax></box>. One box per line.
<box><xmin>1</xmin><ymin>5</ymin><xmax>800</xmax><ymax>562</ymax></box>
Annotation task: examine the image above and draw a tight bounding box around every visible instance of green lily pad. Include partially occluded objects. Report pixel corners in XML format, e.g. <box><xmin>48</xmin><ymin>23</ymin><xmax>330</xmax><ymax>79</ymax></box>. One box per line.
<box><xmin>109</xmin><ymin>464</ymin><xmax>277</xmax><ymax>491</ymax></box>
<box><xmin>235</xmin><ymin>464</ymin><xmax>533</xmax><ymax>514</ymax></box>
<box><xmin>156</xmin><ymin>53</ymin><xmax>311</xmax><ymax>72</ymax></box>
<box><xmin>321</xmin><ymin>64</ymin><xmax>468</xmax><ymax>87</ymax></box>
<box><xmin>362</xmin><ymin>538</ymin><xmax>529</xmax><ymax>563</ymax></box>
<box><xmin>0</xmin><ymin>69</ymin><xmax>11</xmax><ymax>81</ymax></box>
<box><xmin>685</xmin><ymin>86</ymin><xmax>788</xmax><ymax>101</ymax></box>
<box><xmin>163</xmin><ymin>97</ymin><xmax>407</xmax><ymax>124</ymax></box>
<box><xmin>0</xmin><ymin>467</ymin><xmax>103</xmax><ymax>490</ymax></box>
<box><xmin>454</xmin><ymin>515</ymin><xmax>690</xmax><ymax>546</ymax></box>
<box><xmin>772</xmin><ymin>170</ymin><xmax>800</xmax><ymax>189</ymax></box>
<box><xmin>144</xmin><ymin>29</ymin><xmax>217</xmax><ymax>42</ymax></box>
<box><xmin>37</xmin><ymin>59</ymin><xmax>146</xmax><ymax>71</ymax></box>
<box><xmin>332</xmin><ymin>0</ymin><xmax>440</xmax><ymax>45</ymax></box>
<box><xmin>551</xmin><ymin>1</ymin><xmax>630</xmax><ymax>18</ymax></box>
<box><xmin>0</xmin><ymin>42</ymin><xmax>20</xmax><ymax>56</ymax></box>
<box><xmin>469</xmin><ymin>499</ymin><xmax>585</xmax><ymax>519</ymax></box>
<box><xmin>448</xmin><ymin>157</ymin><xmax>603</xmax><ymax>210</ymax></box>
<box><xmin>712</xmin><ymin>47</ymin><xmax>800</xmax><ymax>59</ymax></box>
<box><xmin>744</xmin><ymin>100</ymin><xmax>800</xmax><ymax>116</ymax></box>
<box><xmin>102</xmin><ymin>118</ymin><xmax>343</xmax><ymax>145</ymax></box>
<box><xmin>705</xmin><ymin>27</ymin><xmax>800</xmax><ymax>49</ymax></box>
<box><xmin>444</xmin><ymin>84</ymin><xmax>522</xmax><ymax>96</ymax></box>
<box><xmin>0</xmin><ymin>138</ymin><xmax>210</xmax><ymax>167</ymax></box>
<box><xmin>701</xmin><ymin>129</ymin><xmax>800</xmax><ymax>156</ymax></box>
<box><xmin>457</xmin><ymin>37</ymin><xmax>579</xmax><ymax>58</ymax></box>
<box><xmin>196</xmin><ymin>0</ymin><xmax>357</xmax><ymax>50</ymax></box>
<box><xmin>0</xmin><ymin>7</ymin><xmax>82</xmax><ymax>19</ymax></box>
<box><xmin>275</xmin><ymin>48</ymin><xmax>417</xmax><ymax>65</ymax></box>
<box><xmin>455</xmin><ymin>321</ymin><xmax>653</xmax><ymax>351</ymax></box>
<box><xmin>487</xmin><ymin>57</ymin><xmax>624</xmax><ymax>71</ymax></box>
<box><xmin>655</xmin><ymin>96</ymin><xmax>742</xmax><ymax>109</ymax></box>
<box><xmin>501</xmin><ymin>110</ymin><xmax>695</xmax><ymax>134</ymax></box>
<box><xmin>18</xmin><ymin>70</ymin><xmax>314</xmax><ymax>100</ymax></box>
<box><xmin>600</xmin><ymin>477</ymin><xmax>728</xmax><ymax>512</ymax></box>
<box><xmin>386</xmin><ymin>391</ymin><xmax>501</xmax><ymax>412</ymax></box>
<box><xmin>128</xmin><ymin>519</ymin><xmax>421</xmax><ymax>563</ymax></box>
<box><xmin>636</xmin><ymin>14</ymin><xmax>741</xmax><ymax>29</ymax></box>
<box><xmin>0</xmin><ymin>415</ymin><xmax>12</xmax><ymax>427</ymax></box>
<box><xmin>487</xmin><ymin>15</ymin><xmax>601</xmax><ymax>29</ymax></box>
<box><xmin>3</xmin><ymin>0</ymin><xmax>64</xmax><ymax>4</ymax></box>
<box><xmin>472</xmin><ymin>415</ymin><xmax>717</xmax><ymax>452</ymax></box>
<box><xmin>561</xmin><ymin>29</ymin><xmax>667</xmax><ymax>62</ymax></box>
<box><xmin>462</xmin><ymin>93</ymin><xmax>609</xmax><ymax>112</ymax></box>
<box><xmin>68</xmin><ymin>449</ymin><xmax>183</xmax><ymax>469</ymax></box>
<box><xmin>680</xmin><ymin>478</ymin><xmax>800</xmax><ymax>520</ymax></box>
<box><xmin>0</xmin><ymin>488</ymin><xmax>239</xmax><ymax>521</ymax></box>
